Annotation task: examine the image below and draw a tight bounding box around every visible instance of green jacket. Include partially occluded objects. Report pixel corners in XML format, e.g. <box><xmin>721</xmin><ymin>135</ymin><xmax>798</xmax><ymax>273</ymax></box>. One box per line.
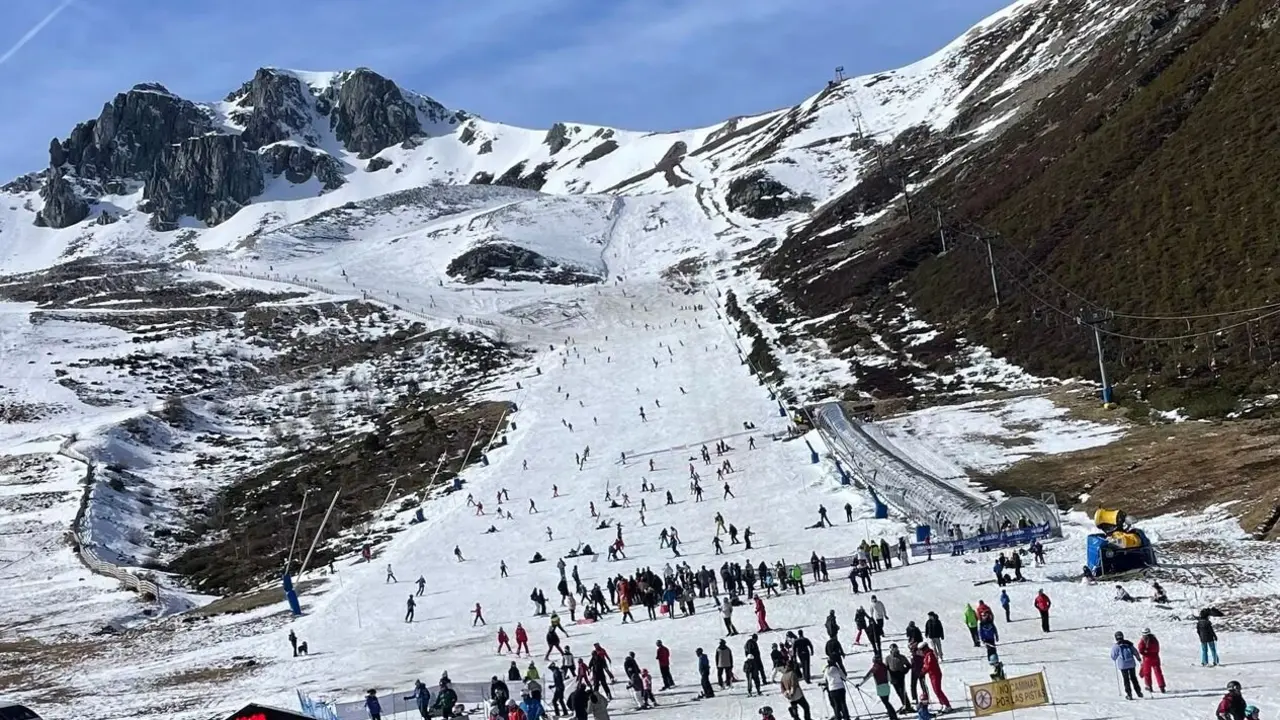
<box><xmin>790</xmin><ymin>565</ymin><xmax>803</xmax><ymax>580</ymax></box>
<box><xmin>964</xmin><ymin>605</ymin><xmax>978</xmax><ymax>628</ymax></box>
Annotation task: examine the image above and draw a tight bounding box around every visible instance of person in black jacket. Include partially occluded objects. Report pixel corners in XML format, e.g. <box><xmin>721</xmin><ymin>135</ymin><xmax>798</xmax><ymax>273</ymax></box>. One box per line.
<box><xmin>904</xmin><ymin>621</ymin><xmax>923</xmax><ymax>647</ymax></box>
<box><xmin>589</xmin><ymin>652</ymin><xmax>613</xmax><ymax>699</ymax></box>
<box><xmin>923</xmin><ymin>612</ymin><xmax>945</xmax><ymax>661</ymax></box>
<box><xmin>824</xmin><ymin>611</ymin><xmax>840</xmax><ymax>639</ymax></box>
<box><xmin>1198</xmin><ymin>608</ymin><xmax>1222</xmax><ymax>667</ymax></box>
<box><xmin>793</xmin><ymin>630</ymin><xmax>814</xmax><ymax>683</ymax></box>
<box><xmin>491</xmin><ymin>677</ymin><xmax>510</xmax><ymax>707</ymax></box>
<box><xmin>567</xmin><ymin>683</ymin><xmax>592</xmax><ymax>720</ymax></box>
<box><xmin>824</xmin><ymin>635</ymin><xmax>846</xmax><ymax>673</ymax></box>
<box><xmin>549</xmin><ymin>665</ymin><xmax>568</xmax><ymax>717</ymax></box>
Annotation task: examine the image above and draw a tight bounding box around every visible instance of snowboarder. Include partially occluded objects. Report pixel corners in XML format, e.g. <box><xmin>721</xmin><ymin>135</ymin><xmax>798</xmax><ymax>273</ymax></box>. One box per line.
<box><xmin>1111</xmin><ymin>631</ymin><xmax>1143</xmax><ymax>700</ymax></box>
<box><xmin>455</xmin><ymin>546</ymin><xmax>465</xmax><ymax>562</ymax></box>
<box><xmin>1137</xmin><ymin>628</ymin><xmax>1165</xmax><ymax>694</ymax></box>
<box><xmin>405</xmin><ymin>595</ymin><xmax>416</xmax><ymax>623</ymax></box>
<box><xmin>474</xmin><ymin>602</ymin><xmax>487</xmax><ymax>626</ymax></box>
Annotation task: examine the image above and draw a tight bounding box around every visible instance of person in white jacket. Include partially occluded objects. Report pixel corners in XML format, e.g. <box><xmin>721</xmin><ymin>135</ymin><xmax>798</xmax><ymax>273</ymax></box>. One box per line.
<box><xmin>870</xmin><ymin>596</ymin><xmax>888</xmax><ymax>634</ymax></box>
<box><xmin>822</xmin><ymin>660</ymin><xmax>851</xmax><ymax>720</ymax></box>
<box><xmin>721</xmin><ymin>597</ymin><xmax>739</xmax><ymax>635</ymax></box>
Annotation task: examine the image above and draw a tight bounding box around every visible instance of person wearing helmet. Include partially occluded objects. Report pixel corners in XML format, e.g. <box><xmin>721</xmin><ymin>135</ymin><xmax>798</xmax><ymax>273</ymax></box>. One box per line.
<box><xmin>1110</xmin><ymin>631</ymin><xmax>1142</xmax><ymax>700</ymax></box>
<box><xmin>759</xmin><ymin>706</ymin><xmax>777</xmax><ymax>720</ymax></box>
<box><xmin>1136</xmin><ymin>628</ymin><xmax>1165</xmax><ymax>693</ymax></box>
<box><xmin>1216</xmin><ymin>680</ymin><xmax>1246</xmax><ymax>720</ymax></box>
<box><xmin>1245</xmin><ymin>705</ymin><xmax>1261</xmax><ymax>720</ymax></box>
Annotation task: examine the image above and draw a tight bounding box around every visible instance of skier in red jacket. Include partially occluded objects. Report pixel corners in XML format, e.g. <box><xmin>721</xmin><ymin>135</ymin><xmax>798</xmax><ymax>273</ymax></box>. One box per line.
<box><xmin>515</xmin><ymin>623</ymin><xmax>530</xmax><ymax>656</ymax></box>
<box><xmin>920</xmin><ymin>644</ymin><xmax>952</xmax><ymax>711</ymax></box>
<box><xmin>1137</xmin><ymin>628</ymin><xmax>1165</xmax><ymax>693</ymax></box>
<box><xmin>1033</xmin><ymin>590</ymin><xmax>1052</xmax><ymax>632</ymax></box>
<box><xmin>497</xmin><ymin>627</ymin><xmax>513</xmax><ymax>654</ymax></box>
<box><xmin>754</xmin><ymin>596</ymin><xmax>771</xmax><ymax>632</ymax></box>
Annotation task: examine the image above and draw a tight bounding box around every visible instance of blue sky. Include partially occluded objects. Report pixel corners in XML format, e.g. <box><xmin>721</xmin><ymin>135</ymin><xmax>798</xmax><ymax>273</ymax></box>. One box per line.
<box><xmin>0</xmin><ymin>0</ymin><xmax>1012</xmax><ymax>179</ymax></box>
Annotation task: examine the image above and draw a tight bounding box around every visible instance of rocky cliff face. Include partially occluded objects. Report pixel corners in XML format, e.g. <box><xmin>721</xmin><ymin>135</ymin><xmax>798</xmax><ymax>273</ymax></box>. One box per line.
<box><xmin>142</xmin><ymin>135</ymin><xmax>264</xmax><ymax>229</ymax></box>
<box><xmin>260</xmin><ymin>143</ymin><xmax>346</xmax><ymax>190</ymax></box>
<box><xmin>51</xmin><ymin>84</ymin><xmax>213</xmax><ymax>181</ymax></box>
<box><xmin>36</xmin><ymin>169</ymin><xmax>90</xmax><ymax>228</ymax></box>
<box><xmin>325</xmin><ymin>68</ymin><xmax>423</xmax><ymax>158</ymax></box>
<box><xmin>228</xmin><ymin>69</ymin><xmax>318</xmax><ymax>149</ymax></box>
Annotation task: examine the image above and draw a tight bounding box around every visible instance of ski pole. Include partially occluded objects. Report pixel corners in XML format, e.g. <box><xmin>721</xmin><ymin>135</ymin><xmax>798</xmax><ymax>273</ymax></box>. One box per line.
<box><xmin>853</xmin><ymin>685</ymin><xmax>874</xmax><ymax>719</ymax></box>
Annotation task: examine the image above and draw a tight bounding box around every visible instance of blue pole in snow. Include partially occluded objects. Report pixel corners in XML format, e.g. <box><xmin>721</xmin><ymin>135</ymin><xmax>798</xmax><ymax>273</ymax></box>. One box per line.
<box><xmin>804</xmin><ymin>439</ymin><xmax>819</xmax><ymax>464</ymax></box>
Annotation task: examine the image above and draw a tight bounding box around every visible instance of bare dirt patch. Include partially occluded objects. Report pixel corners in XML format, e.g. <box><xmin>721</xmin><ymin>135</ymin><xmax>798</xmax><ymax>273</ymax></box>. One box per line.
<box><xmin>982</xmin><ymin>417</ymin><xmax>1280</xmax><ymax>539</ymax></box>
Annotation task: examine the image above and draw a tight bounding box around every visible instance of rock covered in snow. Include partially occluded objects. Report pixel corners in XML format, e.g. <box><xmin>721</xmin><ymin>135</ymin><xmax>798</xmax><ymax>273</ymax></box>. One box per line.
<box><xmin>725</xmin><ymin>171</ymin><xmax>814</xmax><ymax>219</ymax></box>
<box><xmin>229</xmin><ymin>68</ymin><xmax>318</xmax><ymax>149</ymax></box>
<box><xmin>259</xmin><ymin>143</ymin><xmax>346</xmax><ymax>190</ymax></box>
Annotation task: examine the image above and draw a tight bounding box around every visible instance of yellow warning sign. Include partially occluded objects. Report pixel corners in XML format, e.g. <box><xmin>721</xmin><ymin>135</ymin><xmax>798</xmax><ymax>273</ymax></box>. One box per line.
<box><xmin>969</xmin><ymin>672</ymin><xmax>1050</xmax><ymax>716</ymax></box>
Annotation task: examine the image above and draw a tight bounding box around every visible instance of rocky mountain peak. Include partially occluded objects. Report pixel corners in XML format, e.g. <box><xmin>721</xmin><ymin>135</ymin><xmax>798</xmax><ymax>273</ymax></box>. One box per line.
<box><xmin>324</xmin><ymin>67</ymin><xmax>424</xmax><ymax>158</ymax></box>
<box><xmin>227</xmin><ymin>68</ymin><xmax>318</xmax><ymax>149</ymax></box>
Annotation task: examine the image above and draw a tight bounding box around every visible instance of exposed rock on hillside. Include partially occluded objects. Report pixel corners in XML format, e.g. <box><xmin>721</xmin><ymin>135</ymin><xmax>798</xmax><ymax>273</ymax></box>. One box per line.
<box><xmin>229</xmin><ymin>69</ymin><xmax>317</xmax><ymax>149</ymax></box>
<box><xmin>726</xmin><ymin>171</ymin><xmax>814</xmax><ymax>219</ymax></box>
<box><xmin>51</xmin><ymin>84</ymin><xmax>213</xmax><ymax>180</ymax></box>
<box><xmin>326</xmin><ymin>68</ymin><xmax>422</xmax><ymax>158</ymax></box>
<box><xmin>447</xmin><ymin>244</ymin><xmax>600</xmax><ymax>285</ymax></box>
<box><xmin>37</xmin><ymin>169</ymin><xmax>90</xmax><ymax>228</ymax></box>
<box><xmin>143</xmin><ymin>135</ymin><xmax>264</xmax><ymax>229</ymax></box>
<box><xmin>259</xmin><ymin>143</ymin><xmax>346</xmax><ymax>190</ymax></box>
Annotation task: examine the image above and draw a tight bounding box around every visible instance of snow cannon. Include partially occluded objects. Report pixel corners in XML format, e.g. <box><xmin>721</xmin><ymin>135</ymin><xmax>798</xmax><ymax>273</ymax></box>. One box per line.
<box><xmin>1086</xmin><ymin>507</ymin><xmax>1156</xmax><ymax>576</ymax></box>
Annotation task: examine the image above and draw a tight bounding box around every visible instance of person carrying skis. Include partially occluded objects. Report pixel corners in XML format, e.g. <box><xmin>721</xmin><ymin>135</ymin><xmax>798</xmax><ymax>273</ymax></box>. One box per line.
<box><xmin>1111</xmin><ymin>631</ymin><xmax>1143</xmax><ymax>700</ymax></box>
<box><xmin>1137</xmin><ymin>628</ymin><xmax>1165</xmax><ymax>694</ymax></box>
<box><xmin>1034</xmin><ymin>589</ymin><xmax>1051</xmax><ymax>632</ymax></box>
<box><xmin>498</xmin><ymin>628</ymin><xmax>513</xmax><ymax>654</ymax></box>
<box><xmin>755</xmin><ymin>596</ymin><xmax>771</xmax><ymax>632</ymax></box>
<box><xmin>963</xmin><ymin>604</ymin><xmax>980</xmax><ymax>646</ymax></box>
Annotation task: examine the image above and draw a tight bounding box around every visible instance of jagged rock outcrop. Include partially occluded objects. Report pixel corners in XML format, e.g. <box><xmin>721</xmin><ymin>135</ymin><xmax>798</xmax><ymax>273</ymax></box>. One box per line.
<box><xmin>447</xmin><ymin>244</ymin><xmax>599</xmax><ymax>285</ymax></box>
<box><xmin>228</xmin><ymin>69</ymin><xmax>316</xmax><ymax>149</ymax></box>
<box><xmin>95</xmin><ymin>211</ymin><xmax>119</xmax><ymax>225</ymax></box>
<box><xmin>143</xmin><ymin>135</ymin><xmax>263</xmax><ymax>229</ymax></box>
<box><xmin>725</xmin><ymin>171</ymin><xmax>814</xmax><ymax>219</ymax></box>
<box><xmin>37</xmin><ymin>169</ymin><xmax>90</xmax><ymax>228</ymax></box>
<box><xmin>50</xmin><ymin>84</ymin><xmax>212</xmax><ymax>180</ymax></box>
<box><xmin>259</xmin><ymin>143</ymin><xmax>346</xmax><ymax>189</ymax></box>
<box><xmin>544</xmin><ymin>123</ymin><xmax>571</xmax><ymax>155</ymax></box>
<box><xmin>326</xmin><ymin>69</ymin><xmax>421</xmax><ymax>158</ymax></box>
<box><xmin>365</xmin><ymin>157</ymin><xmax>392</xmax><ymax>172</ymax></box>
<box><xmin>492</xmin><ymin>161</ymin><xmax>554</xmax><ymax>191</ymax></box>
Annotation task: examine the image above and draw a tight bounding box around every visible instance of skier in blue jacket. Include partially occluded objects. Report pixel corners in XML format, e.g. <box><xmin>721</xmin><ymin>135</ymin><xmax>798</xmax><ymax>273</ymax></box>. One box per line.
<box><xmin>405</xmin><ymin>680</ymin><xmax>431</xmax><ymax>719</ymax></box>
<box><xmin>1110</xmin><ymin>632</ymin><xmax>1143</xmax><ymax>700</ymax></box>
<box><xmin>978</xmin><ymin>621</ymin><xmax>1000</xmax><ymax>664</ymax></box>
<box><xmin>999</xmin><ymin>590</ymin><xmax>1011</xmax><ymax>622</ymax></box>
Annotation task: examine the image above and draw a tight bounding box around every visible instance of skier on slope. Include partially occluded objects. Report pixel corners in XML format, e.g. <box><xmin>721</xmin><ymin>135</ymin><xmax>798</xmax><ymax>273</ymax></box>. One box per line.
<box><xmin>1137</xmin><ymin>628</ymin><xmax>1165</xmax><ymax>694</ymax></box>
<box><xmin>1111</xmin><ymin>631</ymin><xmax>1143</xmax><ymax>700</ymax></box>
<box><xmin>755</xmin><ymin>595</ymin><xmax>771</xmax><ymax>632</ymax></box>
<box><xmin>498</xmin><ymin>627</ymin><xmax>513</xmax><ymax>654</ymax></box>
<box><xmin>516</xmin><ymin>623</ymin><xmax>531</xmax><ymax>656</ymax></box>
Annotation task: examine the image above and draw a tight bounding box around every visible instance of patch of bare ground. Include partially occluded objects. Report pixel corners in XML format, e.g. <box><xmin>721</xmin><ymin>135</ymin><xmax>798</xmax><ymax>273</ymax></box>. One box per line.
<box><xmin>981</xmin><ymin>407</ymin><xmax>1280</xmax><ymax>540</ymax></box>
<box><xmin>147</xmin><ymin>661</ymin><xmax>260</xmax><ymax>689</ymax></box>
<box><xmin>190</xmin><ymin>578</ymin><xmax>325</xmax><ymax>618</ymax></box>
<box><xmin>0</xmin><ymin>637</ymin><xmax>103</xmax><ymax>702</ymax></box>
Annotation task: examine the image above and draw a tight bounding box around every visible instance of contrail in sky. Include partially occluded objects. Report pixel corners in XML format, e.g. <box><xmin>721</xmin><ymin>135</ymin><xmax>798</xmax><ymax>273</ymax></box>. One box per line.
<box><xmin>0</xmin><ymin>0</ymin><xmax>74</xmax><ymax>67</ymax></box>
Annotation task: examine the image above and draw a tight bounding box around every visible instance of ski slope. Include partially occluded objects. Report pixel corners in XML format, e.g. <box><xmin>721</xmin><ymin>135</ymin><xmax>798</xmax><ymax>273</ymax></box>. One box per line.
<box><xmin>114</xmin><ymin>279</ymin><xmax>1268</xmax><ymax>720</ymax></box>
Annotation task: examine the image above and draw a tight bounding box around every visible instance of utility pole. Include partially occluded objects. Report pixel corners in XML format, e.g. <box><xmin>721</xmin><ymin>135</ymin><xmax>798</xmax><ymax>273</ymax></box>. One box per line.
<box><xmin>834</xmin><ymin>65</ymin><xmax>846</xmax><ymax>83</ymax></box>
<box><xmin>984</xmin><ymin>236</ymin><xmax>1001</xmax><ymax>306</ymax></box>
<box><xmin>936</xmin><ymin>209</ymin><xmax>948</xmax><ymax>253</ymax></box>
<box><xmin>1079</xmin><ymin>310</ymin><xmax>1113</xmax><ymax>404</ymax></box>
